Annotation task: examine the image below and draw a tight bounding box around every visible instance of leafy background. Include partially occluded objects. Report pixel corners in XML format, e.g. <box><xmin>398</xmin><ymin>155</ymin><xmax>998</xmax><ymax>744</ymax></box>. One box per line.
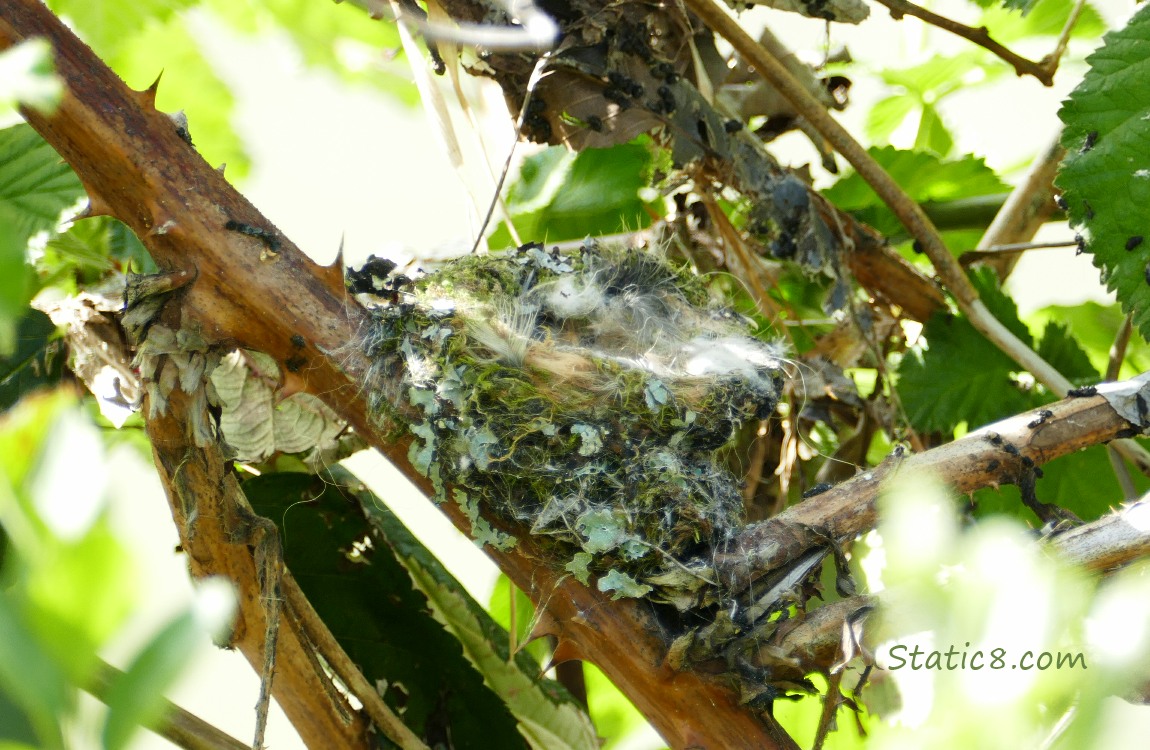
<box><xmin>4</xmin><ymin>0</ymin><xmax>1150</xmax><ymax>747</ymax></box>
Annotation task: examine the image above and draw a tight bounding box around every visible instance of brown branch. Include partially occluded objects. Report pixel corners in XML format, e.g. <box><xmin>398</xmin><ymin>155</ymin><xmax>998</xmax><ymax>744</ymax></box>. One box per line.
<box><xmin>145</xmin><ymin>388</ymin><xmax>372</xmax><ymax>748</ymax></box>
<box><xmin>719</xmin><ymin>389</ymin><xmax>1149</xmax><ymax>592</ymax></box>
<box><xmin>87</xmin><ymin>659</ymin><xmax>251</xmax><ymax>750</ymax></box>
<box><xmin>1052</xmin><ymin>499</ymin><xmax>1150</xmax><ymax>573</ymax></box>
<box><xmin>0</xmin><ymin>3</ymin><xmax>797</xmax><ymax>747</ymax></box>
<box><xmin>874</xmin><ymin>0</ymin><xmax>1054</xmax><ymax>85</ymax></box>
<box><xmin>973</xmin><ymin>133</ymin><xmax>1066</xmax><ymax>280</ymax></box>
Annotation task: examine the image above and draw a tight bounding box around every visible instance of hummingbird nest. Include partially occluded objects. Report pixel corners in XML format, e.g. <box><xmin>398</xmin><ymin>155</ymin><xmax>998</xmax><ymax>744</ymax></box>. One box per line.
<box><xmin>352</xmin><ymin>241</ymin><xmax>784</xmax><ymax>609</ymax></box>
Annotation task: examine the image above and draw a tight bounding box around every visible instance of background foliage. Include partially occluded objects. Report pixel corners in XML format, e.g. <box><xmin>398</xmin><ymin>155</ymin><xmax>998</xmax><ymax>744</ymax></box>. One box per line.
<box><xmin>4</xmin><ymin>0</ymin><xmax>1150</xmax><ymax>748</ymax></box>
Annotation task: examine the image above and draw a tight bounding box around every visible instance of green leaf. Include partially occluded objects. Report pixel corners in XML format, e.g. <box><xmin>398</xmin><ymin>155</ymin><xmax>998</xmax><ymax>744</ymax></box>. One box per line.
<box><xmin>1028</xmin><ymin>302</ymin><xmax>1150</xmax><ymax>379</ymax></box>
<box><xmin>243</xmin><ymin>471</ymin><xmax>530</xmax><ymax>749</ymax></box>
<box><xmin>1034</xmin><ymin>321</ymin><xmax>1099</xmax><ymax>384</ymax></box>
<box><xmin>101</xmin><ymin>608</ymin><xmax>206</xmax><ymax>750</ymax></box>
<box><xmin>0</xmin><ymin>596</ymin><xmax>69</xmax><ymax>750</ymax></box>
<box><xmin>46</xmin><ymin>0</ymin><xmax>196</xmax><ymax>59</ymax></box>
<box><xmin>823</xmin><ymin>147</ymin><xmax>1009</xmax><ymax>239</ymax></box>
<box><xmin>1056</xmin><ymin>5</ymin><xmax>1150</xmax><ymax>343</ymax></box>
<box><xmin>980</xmin><ymin>0</ymin><xmax>1105</xmax><ymax>43</ymax></box>
<box><xmin>864</xmin><ymin>95</ymin><xmax>916</xmax><ymax>143</ymax></box>
<box><xmin>207</xmin><ymin>0</ymin><xmax>410</xmax><ymax>97</ymax></box>
<box><xmin>880</xmin><ymin>51</ymin><xmax>1004</xmax><ymax>100</ymax></box>
<box><xmin>0</xmin><ymin>683</ymin><xmax>40</xmax><ymax>747</ymax></box>
<box><xmin>0</xmin><ymin>226</ymin><xmax>30</xmax><ymax>355</ymax></box>
<box><xmin>897</xmin><ymin>269</ymin><xmax>1038</xmax><ymax>433</ymax></box>
<box><xmin>972</xmin><ymin>444</ymin><xmax>1145</xmax><ymax>524</ymax></box>
<box><xmin>914</xmin><ymin>103</ymin><xmax>954</xmax><ymax>157</ymax></box>
<box><xmin>39</xmin><ymin>216</ymin><xmax>156</xmax><ymax>291</ymax></box>
<box><xmin>0</xmin><ymin>124</ymin><xmax>84</xmax><ymax>243</ymax></box>
<box><xmin>362</xmin><ymin>494</ymin><xmax>598</xmax><ymax>750</ymax></box>
<box><xmin>489</xmin><ymin>143</ymin><xmax>655</xmax><ymax>248</ymax></box>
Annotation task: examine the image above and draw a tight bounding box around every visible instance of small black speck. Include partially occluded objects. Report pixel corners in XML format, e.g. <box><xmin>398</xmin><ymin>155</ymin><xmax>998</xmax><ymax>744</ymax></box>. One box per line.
<box><xmin>285</xmin><ymin>356</ymin><xmax>307</xmax><ymax>373</ymax></box>
<box><xmin>911</xmin><ymin>240</ymin><xmax>923</xmax><ymax>254</ymax></box>
<box><xmin>1127</xmin><ymin>236</ymin><xmax>1144</xmax><ymax>251</ymax></box>
<box><xmin>586</xmin><ymin>114</ymin><xmax>603</xmax><ymax>132</ymax></box>
<box><xmin>1067</xmin><ymin>385</ymin><xmax>1098</xmax><ymax>397</ymax></box>
<box><xmin>1027</xmin><ymin>409</ymin><xmax>1053</xmax><ymax>429</ymax></box>
<box><xmin>1054</xmin><ymin>194</ymin><xmax>1067</xmax><ymax>211</ymax></box>
<box><xmin>1021</xmin><ymin>455</ymin><xmax>1034</xmax><ymax>469</ymax></box>
<box><xmin>291</xmin><ymin>334</ymin><xmax>306</xmax><ymax>348</ymax></box>
<box><xmin>1082</xmin><ymin>130</ymin><xmax>1098</xmax><ymax>152</ymax></box>
<box><xmin>1033</xmin><ymin>466</ymin><xmax>1044</xmax><ymax>479</ymax></box>
<box><xmin>986</xmin><ymin>431</ymin><xmax>1003</xmax><ymax>446</ymax></box>
<box><xmin>1004</xmin><ymin>443</ymin><xmax>1020</xmax><ymax>457</ymax></box>
<box><xmin>987</xmin><ymin>459</ymin><xmax>1000</xmax><ymax>472</ymax></box>
<box><xmin>1075</xmin><ymin>234</ymin><xmax>1085</xmax><ymax>255</ymax></box>
<box><xmin>1083</xmin><ymin>200</ymin><xmax>1094</xmax><ymax>220</ymax></box>
<box><xmin>724</xmin><ymin>119</ymin><xmax>743</xmax><ymax>133</ymax></box>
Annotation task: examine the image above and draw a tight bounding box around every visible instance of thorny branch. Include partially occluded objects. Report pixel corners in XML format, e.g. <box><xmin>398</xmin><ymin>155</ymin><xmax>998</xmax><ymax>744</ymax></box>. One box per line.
<box><xmin>0</xmin><ymin>3</ymin><xmax>797</xmax><ymax>747</ymax></box>
<box><xmin>9</xmin><ymin>1</ymin><xmax>1150</xmax><ymax>748</ymax></box>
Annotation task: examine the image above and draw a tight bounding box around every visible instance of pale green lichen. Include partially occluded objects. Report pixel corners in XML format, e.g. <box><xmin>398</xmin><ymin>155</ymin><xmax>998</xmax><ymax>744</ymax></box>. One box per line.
<box><xmin>355</xmin><ymin>241</ymin><xmax>784</xmax><ymax>609</ymax></box>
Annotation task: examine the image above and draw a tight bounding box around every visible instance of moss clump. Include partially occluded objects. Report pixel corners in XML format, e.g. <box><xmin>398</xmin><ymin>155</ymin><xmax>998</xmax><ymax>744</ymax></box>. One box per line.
<box><xmin>355</xmin><ymin>241</ymin><xmax>783</xmax><ymax>608</ymax></box>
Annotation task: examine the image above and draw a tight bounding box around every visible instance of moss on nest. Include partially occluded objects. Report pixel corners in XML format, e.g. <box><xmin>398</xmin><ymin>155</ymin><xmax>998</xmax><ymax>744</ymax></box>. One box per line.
<box><xmin>355</xmin><ymin>241</ymin><xmax>784</xmax><ymax>608</ymax></box>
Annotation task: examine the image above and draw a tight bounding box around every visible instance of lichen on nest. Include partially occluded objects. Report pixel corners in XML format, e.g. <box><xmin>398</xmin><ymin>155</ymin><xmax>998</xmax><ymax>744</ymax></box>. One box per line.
<box><xmin>353</xmin><ymin>241</ymin><xmax>784</xmax><ymax>609</ymax></box>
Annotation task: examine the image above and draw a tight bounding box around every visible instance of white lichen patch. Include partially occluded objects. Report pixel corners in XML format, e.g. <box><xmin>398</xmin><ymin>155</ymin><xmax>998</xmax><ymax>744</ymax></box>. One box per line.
<box><xmin>354</xmin><ymin>241</ymin><xmax>785</xmax><ymax>608</ymax></box>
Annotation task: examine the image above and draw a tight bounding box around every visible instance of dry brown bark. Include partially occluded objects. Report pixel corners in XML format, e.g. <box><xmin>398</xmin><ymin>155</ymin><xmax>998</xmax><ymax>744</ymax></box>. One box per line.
<box><xmin>6</xmin><ymin>2</ymin><xmax>1150</xmax><ymax>748</ymax></box>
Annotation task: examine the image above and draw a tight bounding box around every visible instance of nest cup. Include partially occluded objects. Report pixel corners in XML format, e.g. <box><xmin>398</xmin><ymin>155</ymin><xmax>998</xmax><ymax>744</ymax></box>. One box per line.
<box><xmin>354</xmin><ymin>240</ymin><xmax>784</xmax><ymax>606</ymax></box>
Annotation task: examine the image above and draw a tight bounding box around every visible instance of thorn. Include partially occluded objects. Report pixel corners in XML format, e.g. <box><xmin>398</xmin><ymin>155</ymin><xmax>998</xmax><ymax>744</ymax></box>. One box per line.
<box><xmin>524</xmin><ymin>610</ymin><xmax>560</xmax><ymax>643</ymax></box>
<box><xmin>216</xmin><ymin>163</ymin><xmax>227</xmax><ymax>175</ymax></box>
<box><xmin>542</xmin><ymin>639</ymin><xmax>584</xmax><ymax>671</ymax></box>
<box><xmin>74</xmin><ymin>192</ymin><xmax>114</xmax><ymax>220</ymax></box>
<box><xmin>317</xmin><ymin>237</ymin><xmax>347</xmax><ymax>291</ymax></box>
<box><xmin>136</xmin><ymin>71</ymin><xmax>164</xmax><ymax>110</ymax></box>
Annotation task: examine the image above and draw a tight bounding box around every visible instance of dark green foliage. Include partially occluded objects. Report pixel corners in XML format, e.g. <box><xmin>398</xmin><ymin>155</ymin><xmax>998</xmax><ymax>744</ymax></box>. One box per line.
<box><xmin>243</xmin><ymin>472</ymin><xmax>529</xmax><ymax>750</ymax></box>
<box><xmin>972</xmin><ymin>444</ymin><xmax>1147</xmax><ymax>524</ymax></box>
<box><xmin>823</xmin><ymin>147</ymin><xmax>1008</xmax><ymax>243</ymax></box>
<box><xmin>1034</xmin><ymin>321</ymin><xmax>1100</xmax><ymax>385</ymax></box>
<box><xmin>1056</xmin><ymin>4</ymin><xmax>1150</xmax><ymax>342</ymax></box>
<box><xmin>0</xmin><ymin>309</ymin><xmax>64</xmax><ymax>412</ymax></box>
<box><xmin>488</xmin><ymin>143</ymin><xmax>656</xmax><ymax>248</ymax></box>
<box><xmin>898</xmin><ymin>270</ymin><xmax>1034</xmax><ymax>432</ymax></box>
<box><xmin>0</xmin><ymin>124</ymin><xmax>84</xmax><ymax>241</ymax></box>
<box><xmin>41</xmin><ymin>216</ymin><xmax>156</xmax><ymax>289</ymax></box>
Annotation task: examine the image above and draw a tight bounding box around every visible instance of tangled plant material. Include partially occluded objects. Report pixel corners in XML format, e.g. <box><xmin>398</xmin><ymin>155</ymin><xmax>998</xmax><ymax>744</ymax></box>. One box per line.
<box><xmin>354</xmin><ymin>242</ymin><xmax>785</xmax><ymax>610</ymax></box>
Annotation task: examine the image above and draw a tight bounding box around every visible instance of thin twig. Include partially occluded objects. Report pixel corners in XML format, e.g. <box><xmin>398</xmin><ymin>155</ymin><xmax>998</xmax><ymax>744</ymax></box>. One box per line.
<box><xmin>87</xmin><ymin>659</ymin><xmax>250</xmax><ymax>750</ymax></box>
<box><xmin>684</xmin><ymin>0</ymin><xmax>1150</xmax><ymax>478</ymax></box>
<box><xmin>985</xmin><ymin>240</ymin><xmax>1077</xmax><ymax>253</ymax></box>
<box><xmin>873</xmin><ymin>0</ymin><xmax>1054</xmax><ymax>85</ymax></box>
<box><xmin>1040</xmin><ymin>0</ymin><xmax>1089</xmax><ymax>79</ymax></box>
<box><xmin>1105</xmin><ymin>315</ymin><xmax>1138</xmax><ymax>499</ymax></box>
<box><xmin>975</xmin><ymin>132</ymin><xmax>1066</xmax><ymax>280</ymax></box>
<box><xmin>280</xmin><ymin>571</ymin><xmax>430</xmax><ymax>750</ymax></box>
